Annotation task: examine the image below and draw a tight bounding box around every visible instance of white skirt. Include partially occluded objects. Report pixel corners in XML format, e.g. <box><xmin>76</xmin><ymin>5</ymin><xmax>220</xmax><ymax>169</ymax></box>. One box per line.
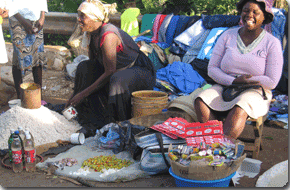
<box><xmin>196</xmin><ymin>84</ymin><xmax>272</xmax><ymax>119</ymax></box>
<box><xmin>0</xmin><ymin>25</ymin><xmax>8</xmax><ymax>64</ymax></box>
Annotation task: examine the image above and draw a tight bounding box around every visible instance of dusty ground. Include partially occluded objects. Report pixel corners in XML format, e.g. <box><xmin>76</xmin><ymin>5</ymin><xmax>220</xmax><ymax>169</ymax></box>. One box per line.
<box><xmin>0</xmin><ymin>69</ymin><xmax>288</xmax><ymax>188</ymax></box>
<box><xmin>22</xmin><ymin>69</ymin><xmax>74</xmax><ymax>101</ymax></box>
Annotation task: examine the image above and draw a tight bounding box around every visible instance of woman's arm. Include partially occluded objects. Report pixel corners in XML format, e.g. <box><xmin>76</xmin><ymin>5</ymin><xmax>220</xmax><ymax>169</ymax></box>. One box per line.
<box><xmin>67</xmin><ymin>32</ymin><xmax>121</xmax><ymax>107</ymax></box>
<box><xmin>14</xmin><ymin>13</ymin><xmax>34</xmax><ymax>34</ymax></box>
<box><xmin>34</xmin><ymin>11</ymin><xmax>45</xmax><ymax>33</ymax></box>
<box><xmin>208</xmin><ymin>32</ymin><xmax>236</xmax><ymax>86</ymax></box>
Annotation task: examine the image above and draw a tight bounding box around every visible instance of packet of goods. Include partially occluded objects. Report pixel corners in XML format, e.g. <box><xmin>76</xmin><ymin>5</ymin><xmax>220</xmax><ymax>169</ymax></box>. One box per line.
<box><xmin>167</xmin><ymin>118</ymin><xmax>188</xmax><ymax>138</ymax></box>
<box><xmin>150</xmin><ymin>117</ymin><xmax>189</xmax><ymax>139</ymax></box>
<box><xmin>150</xmin><ymin>124</ymin><xmax>178</xmax><ymax>139</ymax></box>
<box><xmin>184</xmin><ymin>120</ymin><xmax>223</xmax><ymax>137</ymax></box>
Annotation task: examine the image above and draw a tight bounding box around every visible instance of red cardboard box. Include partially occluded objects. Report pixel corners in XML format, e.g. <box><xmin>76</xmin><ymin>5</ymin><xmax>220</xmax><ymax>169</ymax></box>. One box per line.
<box><xmin>184</xmin><ymin>120</ymin><xmax>223</xmax><ymax>137</ymax></box>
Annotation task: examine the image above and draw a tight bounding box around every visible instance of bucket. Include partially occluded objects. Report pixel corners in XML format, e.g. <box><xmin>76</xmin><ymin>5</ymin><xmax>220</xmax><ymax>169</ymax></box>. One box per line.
<box><xmin>169</xmin><ymin>167</ymin><xmax>235</xmax><ymax>187</ymax></box>
<box><xmin>131</xmin><ymin>90</ymin><xmax>168</xmax><ymax>118</ymax></box>
<box><xmin>20</xmin><ymin>82</ymin><xmax>41</xmax><ymax>109</ymax></box>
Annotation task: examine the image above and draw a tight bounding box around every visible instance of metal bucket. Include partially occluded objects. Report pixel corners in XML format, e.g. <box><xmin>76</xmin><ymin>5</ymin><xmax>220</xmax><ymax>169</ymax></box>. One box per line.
<box><xmin>20</xmin><ymin>82</ymin><xmax>41</xmax><ymax>109</ymax></box>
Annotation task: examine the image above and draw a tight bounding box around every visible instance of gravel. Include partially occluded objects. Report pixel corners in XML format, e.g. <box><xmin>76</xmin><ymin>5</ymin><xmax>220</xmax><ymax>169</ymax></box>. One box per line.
<box><xmin>0</xmin><ymin>105</ymin><xmax>82</xmax><ymax>149</ymax></box>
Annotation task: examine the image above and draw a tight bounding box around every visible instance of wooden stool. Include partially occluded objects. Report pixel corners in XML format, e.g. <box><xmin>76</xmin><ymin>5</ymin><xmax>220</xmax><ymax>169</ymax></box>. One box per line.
<box><xmin>238</xmin><ymin>115</ymin><xmax>267</xmax><ymax>159</ymax></box>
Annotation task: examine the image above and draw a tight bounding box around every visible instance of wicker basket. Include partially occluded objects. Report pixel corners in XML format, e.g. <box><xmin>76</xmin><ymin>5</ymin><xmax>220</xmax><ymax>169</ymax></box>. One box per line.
<box><xmin>20</xmin><ymin>82</ymin><xmax>41</xmax><ymax>109</ymax></box>
<box><xmin>131</xmin><ymin>90</ymin><xmax>168</xmax><ymax>118</ymax></box>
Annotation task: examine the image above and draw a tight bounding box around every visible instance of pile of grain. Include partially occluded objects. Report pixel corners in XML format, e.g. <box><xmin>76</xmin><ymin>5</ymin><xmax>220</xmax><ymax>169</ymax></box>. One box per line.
<box><xmin>0</xmin><ymin>105</ymin><xmax>82</xmax><ymax>149</ymax></box>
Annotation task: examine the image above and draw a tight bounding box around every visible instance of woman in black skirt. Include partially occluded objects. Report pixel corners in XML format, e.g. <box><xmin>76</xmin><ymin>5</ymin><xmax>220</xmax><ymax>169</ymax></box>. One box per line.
<box><xmin>65</xmin><ymin>0</ymin><xmax>156</xmax><ymax>136</ymax></box>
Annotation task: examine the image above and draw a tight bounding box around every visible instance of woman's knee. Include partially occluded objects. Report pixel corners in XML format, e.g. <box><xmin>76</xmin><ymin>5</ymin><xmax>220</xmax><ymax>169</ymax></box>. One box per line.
<box><xmin>76</xmin><ymin>60</ymin><xmax>91</xmax><ymax>72</ymax></box>
<box><xmin>194</xmin><ymin>97</ymin><xmax>204</xmax><ymax>108</ymax></box>
<box><xmin>231</xmin><ymin>106</ymin><xmax>248</xmax><ymax>118</ymax></box>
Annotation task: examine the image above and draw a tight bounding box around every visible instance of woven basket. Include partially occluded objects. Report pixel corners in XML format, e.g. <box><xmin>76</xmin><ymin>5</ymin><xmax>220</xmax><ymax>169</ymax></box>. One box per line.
<box><xmin>131</xmin><ymin>90</ymin><xmax>169</xmax><ymax>117</ymax></box>
<box><xmin>20</xmin><ymin>82</ymin><xmax>41</xmax><ymax>109</ymax></box>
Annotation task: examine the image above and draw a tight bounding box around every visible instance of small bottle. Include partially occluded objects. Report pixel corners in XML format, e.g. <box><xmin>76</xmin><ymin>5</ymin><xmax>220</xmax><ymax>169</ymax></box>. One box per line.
<box><xmin>11</xmin><ymin>133</ymin><xmax>23</xmax><ymax>173</ymax></box>
<box><xmin>8</xmin><ymin>129</ymin><xmax>15</xmax><ymax>162</ymax></box>
<box><xmin>18</xmin><ymin>126</ymin><xmax>26</xmax><ymax>143</ymax></box>
<box><xmin>17</xmin><ymin>127</ymin><xmax>26</xmax><ymax>165</ymax></box>
<box><xmin>25</xmin><ymin>130</ymin><xmax>34</xmax><ymax>146</ymax></box>
<box><xmin>24</xmin><ymin>131</ymin><xmax>36</xmax><ymax>172</ymax></box>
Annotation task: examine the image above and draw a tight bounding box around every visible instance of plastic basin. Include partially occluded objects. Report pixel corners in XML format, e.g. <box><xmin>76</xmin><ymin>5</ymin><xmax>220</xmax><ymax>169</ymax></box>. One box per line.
<box><xmin>169</xmin><ymin>167</ymin><xmax>236</xmax><ymax>187</ymax></box>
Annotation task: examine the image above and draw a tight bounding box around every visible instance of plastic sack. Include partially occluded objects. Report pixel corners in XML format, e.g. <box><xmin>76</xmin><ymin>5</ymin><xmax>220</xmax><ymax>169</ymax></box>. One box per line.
<box><xmin>90</xmin><ymin>123</ymin><xmax>121</xmax><ymax>150</ymax></box>
<box><xmin>36</xmin><ymin>145</ymin><xmax>150</xmax><ymax>182</ymax></box>
<box><xmin>66</xmin><ymin>55</ymin><xmax>89</xmax><ymax>78</ymax></box>
<box><xmin>139</xmin><ymin>132</ymin><xmax>184</xmax><ymax>175</ymax></box>
<box><xmin>256</xmin><ymin>160</ymin><xmax>288</xmax><ymax>187</ymax></box>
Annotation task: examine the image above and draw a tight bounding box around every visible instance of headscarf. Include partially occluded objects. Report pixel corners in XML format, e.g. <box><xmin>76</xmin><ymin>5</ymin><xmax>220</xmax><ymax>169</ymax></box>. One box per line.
<box><xmin>78</xmin><ymin>0</ymin><xmax>117</xmax><ymax>51</ymax></box>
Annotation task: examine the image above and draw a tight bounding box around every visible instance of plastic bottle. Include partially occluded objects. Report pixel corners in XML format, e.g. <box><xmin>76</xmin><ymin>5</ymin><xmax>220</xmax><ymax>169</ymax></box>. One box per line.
<box><xmin>17</xmin><ymin>127</ymin><xmax>26</xmax><ymax>165</ymax></box>
<box><xmin>11</xmin><ymin>133</ymin><xmax>23</xmax><ymax>173</ymax></box>
<box><xmin>8</xmin><ymin>129</ymin><xmax>15</xmax><ymax>162</ymax></box>
<box><xmin>18</xmin><ymin>126</ymin><xmax>26</xmax><ymax>143</ymax></box>
<box><xmin>24</xmin><ymin>130</ymin><xmax>34</xmax><ymax>146</ymax></box>
<box><xmin>24</xmin><ymin>131</ymin><xmax>36</xmax><ymax>172</ymax></box>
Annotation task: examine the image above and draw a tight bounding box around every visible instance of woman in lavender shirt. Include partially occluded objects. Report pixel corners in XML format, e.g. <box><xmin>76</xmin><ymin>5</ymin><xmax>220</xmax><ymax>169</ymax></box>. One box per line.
<box><xmin>194</xmin><ymin>0</ymin><xmax>283</xmax><ymax>139</ymax></box>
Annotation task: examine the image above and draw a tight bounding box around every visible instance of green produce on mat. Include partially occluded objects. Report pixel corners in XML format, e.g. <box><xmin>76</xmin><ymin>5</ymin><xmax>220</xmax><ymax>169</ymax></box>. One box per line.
<box><xmin>81</xmin><ymin>155</ymin><xmax>133</xmax><ymax>172</ymax></box>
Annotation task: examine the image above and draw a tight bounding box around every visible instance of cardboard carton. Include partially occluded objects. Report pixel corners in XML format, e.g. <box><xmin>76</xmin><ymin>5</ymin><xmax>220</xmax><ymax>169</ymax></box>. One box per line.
<box><xmin>169</xmin><ymin>142</ymin><xmax>246</xmax><ymax>181</ymax></box>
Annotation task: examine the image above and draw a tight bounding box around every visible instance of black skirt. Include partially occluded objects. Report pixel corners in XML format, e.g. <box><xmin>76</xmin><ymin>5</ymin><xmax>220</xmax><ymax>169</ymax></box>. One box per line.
<box><xmin>73</xmin><ymin>51</ymin><xmax>156</xmax><ymax>129</ymax></box>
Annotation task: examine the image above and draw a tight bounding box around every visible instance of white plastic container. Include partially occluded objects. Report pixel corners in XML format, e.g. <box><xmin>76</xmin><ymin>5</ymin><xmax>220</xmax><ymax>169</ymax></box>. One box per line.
<box><xmin>256</xmin><ymin>160</ymin><xmax>288</xmax><ymax>187</ymax></box>
<box><xmin>70</xmin><ymin>133</ymin><xmax>85</xmax><ymax>144</ymax></box>
<box><xmin>8</xmin><ymin>99</ymin><xmax>21</xmax><ymax>108</ymax></box>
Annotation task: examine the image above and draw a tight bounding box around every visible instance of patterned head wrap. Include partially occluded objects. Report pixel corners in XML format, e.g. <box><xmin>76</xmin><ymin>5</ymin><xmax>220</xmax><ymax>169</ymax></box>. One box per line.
<box><xmin>78</xmin><ymin>0</ymin><xmax>117</xmax><ymax>51</ymax></box>
<box><xmin>78</xmin><ymin>0</ymin><xmax>117</xmax><ymax>23</ymax></box>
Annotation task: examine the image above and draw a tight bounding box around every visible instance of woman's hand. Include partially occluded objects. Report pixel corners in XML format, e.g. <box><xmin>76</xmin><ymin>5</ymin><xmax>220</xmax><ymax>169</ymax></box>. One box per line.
<box><xmin>232</xmin><ymin>74</ymin><xmax>260</xmax><ymax>85</ymax></box>
<box><xmin>34</xmin><ymin>17</ymin><xmax>45</xmax><ymax>33</ymax></box>
<box><xmin>0</xmin><ymin>8</ymin><xmax>8</xmax><ymax>18</ymax></box>
<box><xmin>65</xmin><ymin>92</ymin><xmax>86</xmax><ymax>108</ymax></box>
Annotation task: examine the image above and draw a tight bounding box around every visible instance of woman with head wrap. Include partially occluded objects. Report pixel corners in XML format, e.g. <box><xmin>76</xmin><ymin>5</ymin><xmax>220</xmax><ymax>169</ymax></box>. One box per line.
<box><xmin>194</xmin><ymin>0</ymin><xmax>283</xmax><ymax>139</ymax></box>
<box><xmin>66</xmin><ymin>0</ymin><xmax>156</xmax><ymax>136</ymax></box>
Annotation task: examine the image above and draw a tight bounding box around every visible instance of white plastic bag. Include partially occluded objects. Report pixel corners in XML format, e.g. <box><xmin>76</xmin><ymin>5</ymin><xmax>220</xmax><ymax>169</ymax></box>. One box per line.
<box><xmin>66</xmin><ymin>55</ymin><xmax>89</xmax><ymax>78</ymax></box>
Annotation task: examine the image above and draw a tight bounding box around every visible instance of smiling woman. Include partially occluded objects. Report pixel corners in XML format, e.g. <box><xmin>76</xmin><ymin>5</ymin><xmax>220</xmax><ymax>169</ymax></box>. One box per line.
<box><xmin>194</xmin><ymin>0</ymin><xmax>283</xmax><ymax>140</ymax></box>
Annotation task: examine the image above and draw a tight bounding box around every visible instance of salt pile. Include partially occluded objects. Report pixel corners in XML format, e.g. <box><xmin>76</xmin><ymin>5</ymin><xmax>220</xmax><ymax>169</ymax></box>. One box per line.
<box><xmin>0</xmin><ymin>105</ymin><xmax>82</xmax><ymax>149</ymax></box>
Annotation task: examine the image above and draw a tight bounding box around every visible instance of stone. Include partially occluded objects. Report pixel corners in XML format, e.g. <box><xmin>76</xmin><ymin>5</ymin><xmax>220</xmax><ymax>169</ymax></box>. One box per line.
<box><xmin>52</xmin><ymin>58</ymin><xmax>64</xmax><ymax>71</ymax></box>
<box><xmin>5</xmin><ymin>43</ymin><xmax>72</xmax><ymax>71</ymax></box>
<box><xmin>0</xmin><ymin>79</ymin><xmax>16</xmax><ymax>105</ymax></box>
<box><xmin>45</xmin><ymin>45</ymin><xmax>72</xmax><ymax>71</ymax></box>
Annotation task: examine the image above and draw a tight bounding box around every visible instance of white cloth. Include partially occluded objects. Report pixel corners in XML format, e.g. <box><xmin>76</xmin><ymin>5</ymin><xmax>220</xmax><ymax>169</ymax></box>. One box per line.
<box><xmin>9</xmin><ymin>0</ymin><xmax>48</xmax><ymax>21</ymax></box>
<box><xmin>0</xmin><ymin>25</ymin><xmax>8</xmax><ymax>64</ymax></box>
<box><xmin>0</xmin><ymin>0</ymin><xmax>10</xmax><ymax>64</ymax></box>
<box><xmin>196</xmin><ymin>84</ymin><xmax>272</xmax><ymax>119</ymax></box>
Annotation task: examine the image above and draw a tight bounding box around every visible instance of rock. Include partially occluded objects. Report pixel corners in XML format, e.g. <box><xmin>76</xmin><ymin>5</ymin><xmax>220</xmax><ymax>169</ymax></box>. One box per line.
<box><xmin>45</xmin><ymin>45</ymin><xmax>72</xmax><ymax>71</ymax></box>
<box><xmin>0</xmin><ymin>79</ymin><xmax>16</xmax><ymax>105</ymax></box>
<box><xmin>5</xmin><ymin>43</ymin><xmax>72</xmax><ymax>71</ymax></box>
<box><xmin>0</xmin><ymin>66</ymin><xmax>14</xmax><ymax>86</ymax></box>
<box><xmin>5</xmin><ymin>42</ymin><xmax>13</xmax><ymax>65</ymax></box>
<box><xmin>52</xmin><ymin>58</ymin><xmax>64</xmax><ymax>71</ymax></box>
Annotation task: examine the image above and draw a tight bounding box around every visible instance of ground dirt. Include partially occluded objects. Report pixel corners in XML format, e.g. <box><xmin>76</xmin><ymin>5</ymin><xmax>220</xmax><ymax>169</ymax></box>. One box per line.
<box><xmin>0</xmin><ymin>69</ymin><xmax>288</xmax><ymax>188</ymax></box>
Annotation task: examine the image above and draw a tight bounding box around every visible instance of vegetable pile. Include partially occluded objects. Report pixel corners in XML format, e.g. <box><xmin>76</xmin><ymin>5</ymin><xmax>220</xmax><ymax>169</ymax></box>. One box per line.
<box><xmin>81</xmin><ymin>155</ymin><xmax>133</xmax><ymax>172</ymax></box>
